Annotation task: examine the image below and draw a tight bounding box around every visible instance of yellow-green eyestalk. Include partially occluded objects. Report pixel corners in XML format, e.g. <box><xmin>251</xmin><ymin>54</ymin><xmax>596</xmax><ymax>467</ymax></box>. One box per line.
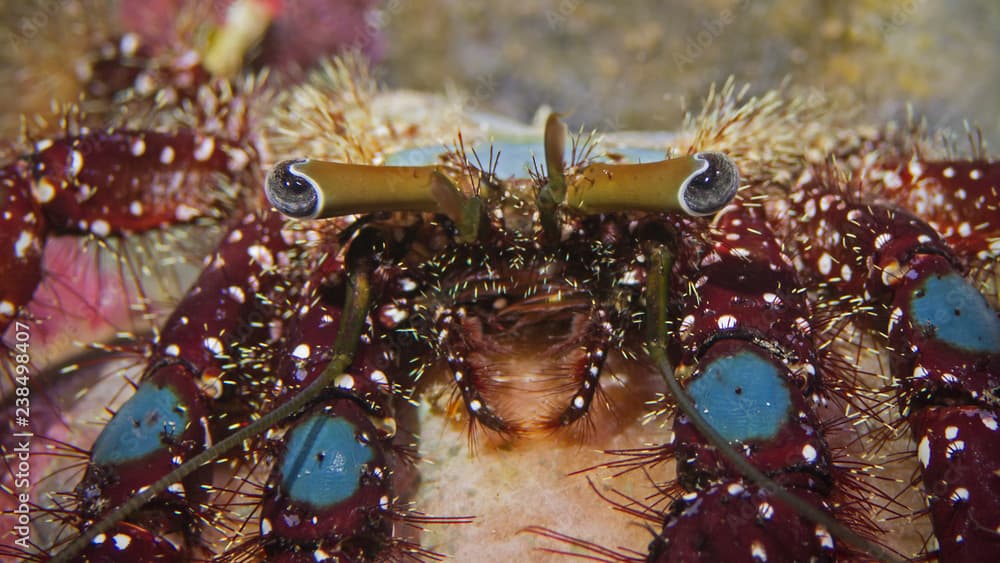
<box><xmin>267</xmin><ymin>142</ymin><xmax>739</xmax><ymax>221</ymax></box>
<box><xmin>567</xmin><ymin>152</ymin><xmax>739</xmax><ymax>216</ymax></box>
<box><xmin>266</xmin><ymin>159</ymin><xmax>457</xmax><ymax>219</ymax></box>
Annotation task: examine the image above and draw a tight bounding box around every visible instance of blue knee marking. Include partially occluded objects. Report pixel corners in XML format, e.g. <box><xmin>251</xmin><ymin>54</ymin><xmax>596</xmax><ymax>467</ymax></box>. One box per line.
<box><xmin>686</xmin><ymin>349</ymin><xmax>793</xmax><ymax>443</ymax></box>
<box><xmin>91</xmin><ymin>381</ymin><xmax>189</xmax><ymax>466</ymax></box>
<box><xmin>909</xmin><ymin>272</ymin><xmax>1000</xmax><ymax>354</ymax></box>
<box><xmin>279</xmin><ymin>413</ymin><xmax>374</xmax><ymax>509</ymax></box>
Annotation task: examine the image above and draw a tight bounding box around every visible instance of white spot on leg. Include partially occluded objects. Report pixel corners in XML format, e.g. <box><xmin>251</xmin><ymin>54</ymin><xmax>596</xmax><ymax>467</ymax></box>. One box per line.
<box><xmin>380</xmin><ymin>304</ymin><xmax>409</xmax><ymax>325</ymax></box>
<box><xmin>159</xmin><ymin>146</ymin><xmax>175</xmax><ymax>164</ymax></box>
<box><xmin>802</xmin><ymin>443</ymin><xmax>818</xmax><ymax>463</ymax></box>
<box><xmin>111</xmin><ymin>533</ymin><xmax>131</xmax><ymax>550</ymax></box>
<box><xmin>981</xmin><ymin>413</ymin><xmax>998</xmax><ymax>431</ymax></box>
<box><xmin>717</xmin><ymin>314</ymin><xmax>737</xmax><ymax>330</ymax></box>
<box><xmin>883</xmin><ymin>171</ymin><xmax>903</xmax><ymax>189</ymax></box>
<box><xmin>803</xmin><ymin>199</ymin><xmax>816</xmax><ymax>219</ymax></box>
<box><xmin>817</xmin><ymin>253</ymin><xmax>832</xmax><ymax>275</ymax></box>
<box><xmin>950</xmin><ymin>487</ymin><xmax>970</xmax><ymax>503</ymax></box>
<box><xmin>679</xmin><ymin>314</ymin><xmax>695</xmax><ymax>337</ymax></box>
<box><xmin>757</xmin><ymin>502</ymin><xmax>774</xmax><ymax>520</ymax></box>
<box><xmin>292</xmin><ymin>344</ymin><xmax>310</xmax><ymax>359</ymax></box>
<box><xmin>175</xmin><ymin>204</ymin><xmax>199</xmax><ymax>221</ymax></box>
<box><xmin>120</xmin><ymin>33</ymin><xmax>140</xmax><ymax>56</ymax></box>
<box><xmin>69</xmin><ymin>150</ymin><xmax>84</xmax><ymax>177</ymax></box>
<box><xmin>816</xmin><ymin>526</ymin><xmax>834</xmax><ymax>549</ymax></box>
<box><xmin>203</xmin><ymin>337</ymin><xmax>223</xmax><ymax>355</ymax></box>
<box><xmin>32</xmin><ymin>177</ymin><xmax>56</xmax><ymax>203</ymax></box>
<box><xmin>130</xmin><ymin>137</ymin><xmax>146</xmax><ymax>156</ymax></box>
<box><xmin>819</xmin><ymin>194</ymin><xmax>836</xmax><ymax>211</ymax></box>
<box><xmin>369</xmin><ymin>370</ymin><xmax>388</xmax><ymax>385</ymax></box>
<box><xmin>573</xmin><ymin>395</ymin><xmax>586</xmax><ymax>409</ymax></box>
<box><xmin>946</xmin><ymin>440</ymin><xmax>965</xmax><ymax>459</ymax></box>
<box><xmin>13</xmin><ymin>231</ymin><xmax>35</xmax><ymax>258</ymax></box>
<box><xmin>840</xmin><ymin>263</ymin><xmax>852</xmax><ymax>282</ymax></box>
<box><xmin>729</xmin><ymin>247</ymin><xmax>751</xmax><ymax>259</ymax></box>
<box><xmin>334</xmin><ymin>373</ymin><xmax>355</xmax><ymax>389</ymax></box>
<box><xmin>888</xmin><ymin>307</ymin><xmax>904</xmax><ymax>333</ymax></box>
<box><xmin>917</xmin><ymin>436</ymin><xmax>931</xmax><ymax>469</ymax></box>
<box><xmin>226</xmin><ymin>148</ymin><xmax>250</xmax><ymax>171</ymax></box>
<box><xmin>194</xmin><ymin>137</ymin><xmax>215</xmax><ymax>161</ymax></box>
<box><xmin>225</xmin><ymin>286</ymin><xmax>246</xmax><ymax>303</ymax></box>
<box><xmin>248</xmin><ymin>245</ymin><xmax>274</xmax><ymax>268</ymax></box>
<box><xmin>90</xmin><ymin>219</ymin><xmax>111</xmax><ymax>237</ymax></box>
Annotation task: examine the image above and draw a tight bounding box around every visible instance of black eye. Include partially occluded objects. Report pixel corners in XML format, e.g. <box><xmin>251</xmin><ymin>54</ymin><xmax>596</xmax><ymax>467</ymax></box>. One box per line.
<box><xmin>681</xmin><ymin>152</ymin><xmax>739</xmax><ymax>215</ymax></box>
<box><xmin>266</xmin><ymin>159</ymin><xmax>320</xmax><ymax>218</ymax></box>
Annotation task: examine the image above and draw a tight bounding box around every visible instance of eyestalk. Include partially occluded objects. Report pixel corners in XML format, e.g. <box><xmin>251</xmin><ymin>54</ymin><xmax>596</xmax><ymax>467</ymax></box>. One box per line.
<box><xmin>566</xmin><ymin>151</ymin><xmax>739</xmax><ymax>216</ymax></box>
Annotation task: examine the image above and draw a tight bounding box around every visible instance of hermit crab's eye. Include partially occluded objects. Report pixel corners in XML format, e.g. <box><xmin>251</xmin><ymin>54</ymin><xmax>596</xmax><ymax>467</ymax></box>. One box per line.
<box><xmin>680</xmin><ymin>152</ymin><xmax>740</xmax><ymax>216</ymax></box>
<box><xmin>266</xmin><ymin>159</ymin><xmax>322</xmax><ymax>219</ymax></box>
<box><xmin>265</xmin><ymin>158</ymin><xmax>465</xmax><ymax>220</ymax></box>
<box><xmin>566</xmin><ymin>151</ymin><xmax>740</xmax><ymax>215</ymax></box>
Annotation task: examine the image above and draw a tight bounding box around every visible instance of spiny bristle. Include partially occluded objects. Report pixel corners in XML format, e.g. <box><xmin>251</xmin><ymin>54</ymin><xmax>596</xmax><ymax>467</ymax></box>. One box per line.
<box><xmin>677</xmin><ymin>78</ymin><xmax>860</xmax><ymax>190</ymax></box>
<box><xmin>262</xmin><ymin>55</ymin><xmax>503</xmax><ymax>165</ymax></box>
<box><xmin>263</xmin><ymin>55</ymin><xmax>386</xmax><ymax>163</ymax></box>
<box><xmin>118</xmin><ymin>71</ymin><xmax>272</xmax><ymax>142</ymax></box>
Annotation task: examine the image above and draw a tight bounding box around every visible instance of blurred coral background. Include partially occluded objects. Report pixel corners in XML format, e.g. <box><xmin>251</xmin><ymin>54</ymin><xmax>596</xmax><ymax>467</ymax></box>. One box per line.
<box><xmin>3</xmin><ymin>1</ymin><xmax>997</xmax><ymax>143</ymax></box>
<box><xmin>378</xmin><ymin>0</ymin><xmax>1000</xmax><ymax>145</ymax></box>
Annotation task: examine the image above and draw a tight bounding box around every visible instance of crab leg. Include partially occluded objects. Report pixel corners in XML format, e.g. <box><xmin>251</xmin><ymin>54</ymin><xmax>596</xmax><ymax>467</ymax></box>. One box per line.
<box><xmin>49</xmin><ymin>249</ymin><xmax>373</xmax><ymax>562</ymax></box>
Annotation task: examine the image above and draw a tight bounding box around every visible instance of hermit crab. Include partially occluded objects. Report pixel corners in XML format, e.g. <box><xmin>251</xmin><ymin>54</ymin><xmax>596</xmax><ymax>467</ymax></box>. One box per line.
<box><xmin>2</xmin><ymin>3</ymin><xmax>1000</xmax><ymax>562</ymax></box>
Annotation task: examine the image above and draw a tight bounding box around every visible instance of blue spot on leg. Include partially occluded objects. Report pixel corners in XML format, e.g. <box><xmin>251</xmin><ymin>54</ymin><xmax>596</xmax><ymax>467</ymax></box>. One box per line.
<box><xmin>91</xmin><ymin>381</ymin><xmax>189</xmax><ymax>466</ymax></box>
<box><xmin>908</xmin><ymin>272</ymin><xmax>1000</xmax><ymax>354</ymax></box>
<box><xmin>686</xmin><ymin>349</ymin><xmax>794</xmax><ymax>443</ymax></box>
<box><xmin>279</xmin><ymin>414</ymin><xmax>374</xmax><ymax>509</ymax></box>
